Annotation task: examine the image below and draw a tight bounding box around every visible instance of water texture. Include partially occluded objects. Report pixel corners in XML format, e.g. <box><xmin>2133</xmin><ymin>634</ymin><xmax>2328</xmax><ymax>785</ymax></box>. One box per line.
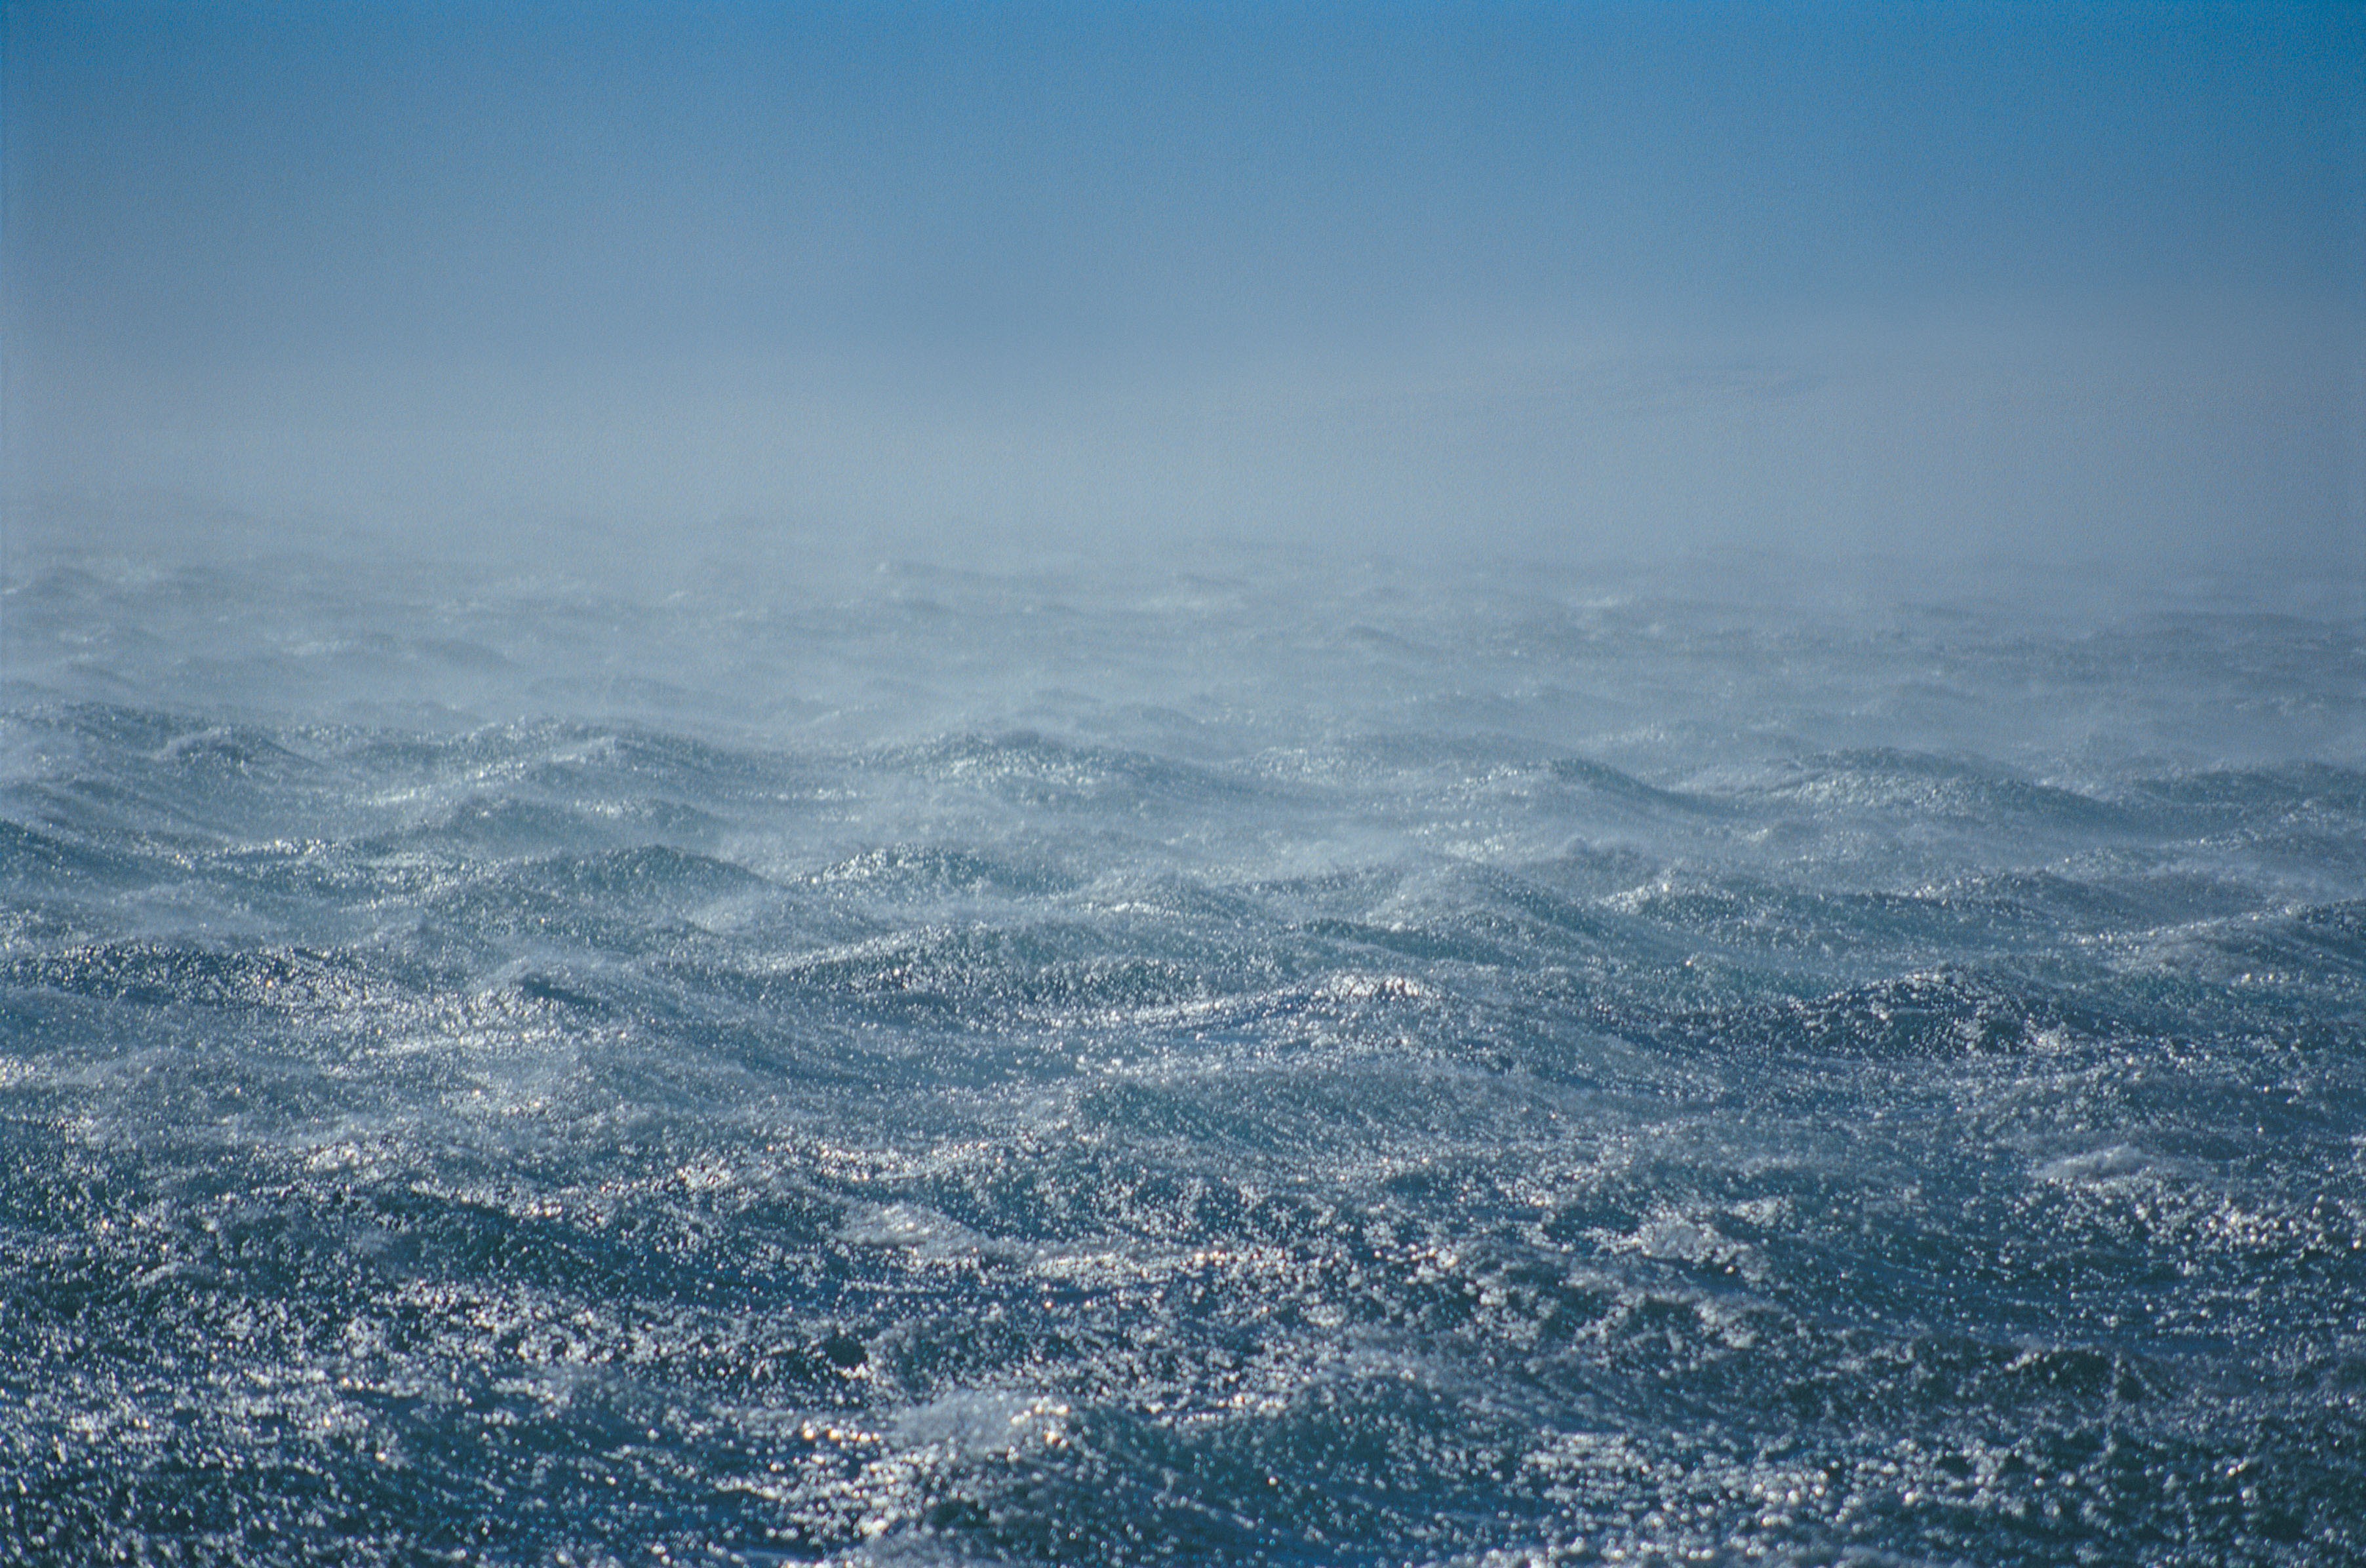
<box><xmin>3</xmin><ymin>544</ymin><xmax>2362</xmax><ymax>1565</ymax></box>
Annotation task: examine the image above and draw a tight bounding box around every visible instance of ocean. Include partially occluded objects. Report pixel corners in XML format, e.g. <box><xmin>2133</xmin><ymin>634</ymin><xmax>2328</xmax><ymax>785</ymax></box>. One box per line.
<box><xmin>3</xmin><ymin>534</ymin><xmax>2361</xmax><ymax>1565</ymax></box>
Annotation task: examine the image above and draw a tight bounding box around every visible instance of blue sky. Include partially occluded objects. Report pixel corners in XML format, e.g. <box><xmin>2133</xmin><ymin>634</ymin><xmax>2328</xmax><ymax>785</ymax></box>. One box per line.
<box><xmin>6</xmin><ymin>2</ymin><xmax>2361</xmax><ymax>570</ymax></box>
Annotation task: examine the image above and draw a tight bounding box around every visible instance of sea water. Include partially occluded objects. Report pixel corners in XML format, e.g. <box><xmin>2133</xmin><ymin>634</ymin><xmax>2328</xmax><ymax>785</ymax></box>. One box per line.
<box><xmin>2</xmin><ymin>535</ymin><xmax>2361</xmax><ymax>1565</ymax></box>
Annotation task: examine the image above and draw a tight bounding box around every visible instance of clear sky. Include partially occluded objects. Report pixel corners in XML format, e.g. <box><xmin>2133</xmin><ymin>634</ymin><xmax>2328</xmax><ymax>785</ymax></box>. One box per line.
<box><xmin>6</xmin><ymin>1</ymin><xmax>2361</xmax><ymax>574</ymax></box>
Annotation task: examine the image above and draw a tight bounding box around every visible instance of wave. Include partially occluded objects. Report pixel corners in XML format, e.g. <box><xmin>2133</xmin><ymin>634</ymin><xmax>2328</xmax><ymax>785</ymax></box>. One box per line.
<box><xmin>3</xmin><ymin>558</ymin><xmax>2361</xmax><ymax>1565</ymax></box>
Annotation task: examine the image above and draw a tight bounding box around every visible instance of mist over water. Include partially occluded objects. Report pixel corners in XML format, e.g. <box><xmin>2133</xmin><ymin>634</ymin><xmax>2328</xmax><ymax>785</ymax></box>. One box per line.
<box><xmin>6</xmin><ymin>3</ymin><xmax>2366</xmax><ymax>1564</ymax></box>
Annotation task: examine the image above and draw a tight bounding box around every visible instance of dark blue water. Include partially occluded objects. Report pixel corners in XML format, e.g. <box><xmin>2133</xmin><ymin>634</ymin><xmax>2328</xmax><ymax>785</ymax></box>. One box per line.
<box><xmin>3</xmin><ymin>539</ymin><xmax>2362</xmax><ymax>1565</ymax></box>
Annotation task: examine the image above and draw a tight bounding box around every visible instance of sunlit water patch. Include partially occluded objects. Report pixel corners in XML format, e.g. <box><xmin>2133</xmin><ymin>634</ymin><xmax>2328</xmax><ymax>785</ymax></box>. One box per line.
<box><xmin>2</xmin><ymin>547</ymin><xmax>2361</xmax><ymax>1565</ymax></box>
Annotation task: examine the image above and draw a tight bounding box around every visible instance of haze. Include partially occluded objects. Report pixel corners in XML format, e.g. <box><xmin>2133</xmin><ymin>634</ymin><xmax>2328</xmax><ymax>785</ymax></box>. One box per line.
<box><xmin>5</xmin><ymin>1</ymin><xmax>2361</xmax><ymax>585</ymax></box>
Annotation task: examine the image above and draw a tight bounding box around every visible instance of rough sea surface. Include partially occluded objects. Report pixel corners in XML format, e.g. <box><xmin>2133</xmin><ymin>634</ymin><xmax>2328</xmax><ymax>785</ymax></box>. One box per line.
<box><xmin>3</xmin><ymin>536</ymin><xmax>2362</xmax><ymax>1565</ymax></box>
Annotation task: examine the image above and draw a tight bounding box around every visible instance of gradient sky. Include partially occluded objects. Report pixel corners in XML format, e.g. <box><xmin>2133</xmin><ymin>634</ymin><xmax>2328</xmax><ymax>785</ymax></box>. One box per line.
<box><xmin>6</xmin><ymin>1</ymin><xmax>2362</xmax><ymax>571</ymax></box>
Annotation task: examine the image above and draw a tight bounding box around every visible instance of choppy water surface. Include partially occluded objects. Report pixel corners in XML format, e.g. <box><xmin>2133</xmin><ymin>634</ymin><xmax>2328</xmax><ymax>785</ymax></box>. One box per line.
<box><xmin>3</xmin><ymin>540</ymin><xmax>2362</xmax><ymax>1565</ymax></box>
